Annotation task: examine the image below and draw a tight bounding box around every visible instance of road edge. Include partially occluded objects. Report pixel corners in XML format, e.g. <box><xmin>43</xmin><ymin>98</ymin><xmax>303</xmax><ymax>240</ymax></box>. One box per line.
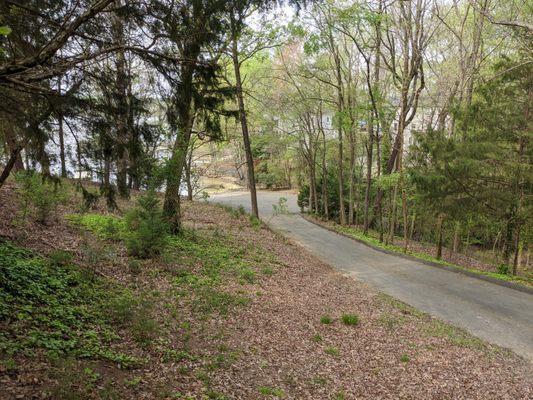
<box><xmin>301</xmin><ymin>214</ymin><xmax>533</xmax><ymax>295</ymax></box>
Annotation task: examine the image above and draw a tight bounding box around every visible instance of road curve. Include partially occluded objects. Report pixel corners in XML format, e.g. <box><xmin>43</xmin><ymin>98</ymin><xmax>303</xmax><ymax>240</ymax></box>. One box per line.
<box><xmin>210</xmin><ymin>190</ymin><xmax>533</xmax><ymax>361</ymax></box>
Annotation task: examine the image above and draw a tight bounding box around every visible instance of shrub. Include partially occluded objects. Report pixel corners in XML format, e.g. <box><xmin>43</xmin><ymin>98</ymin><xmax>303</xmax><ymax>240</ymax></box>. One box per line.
<box><xmin>341</xmin><ymin>314</ymin><xmax>359</xmax><ymax>326</ymax></box>
<box><xmin>125</xmin><ymin>190</ymin><xmax>169</xmax><ymax>258</ymax></box>
<box><xmin>320</xmin><ymin>315</ymin><xmax>333</xmax><ymax>324</ymax></box>
<box><xmin>79</xmin><ymin>185</ymin><xmax>100</xmax><ymax>211</ymax></box>
<box><xmin>15</xmin><ymin>171</ymin><xmax>66</xmax><ymax>225</ymax></box>
<box><xmin>498</xmin><ymin>264</ymin><xmax>509</xmax><ymax>275</ymax></box>
<box><xmin>272</xmin><ymin>197</ymin><xmax>289</xmax><ymax>216</ymax></box>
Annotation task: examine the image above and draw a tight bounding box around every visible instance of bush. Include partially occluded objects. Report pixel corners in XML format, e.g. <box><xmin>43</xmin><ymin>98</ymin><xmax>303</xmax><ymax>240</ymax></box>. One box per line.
<box><xmin>79</xmin><ymin>185</ymin><xmax>100</xmax><ymax>211</ymax></box>
<box><xmin>125</xmin><ymin>190</ymin><xmax>169</xmax><ymax>258</ymax></box>
<box><xmin>498</xmin><ymin>264</ymin><xmax>509</xmax><ymax>275</ymax></box>
<box><xmin>15</xmin><ymin>171</ymin><xmax>66</xmax><ymax>225</ymax></box>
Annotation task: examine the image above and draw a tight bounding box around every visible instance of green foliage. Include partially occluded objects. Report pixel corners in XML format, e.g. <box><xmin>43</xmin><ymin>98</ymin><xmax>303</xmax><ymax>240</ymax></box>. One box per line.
<box><xmin>165</xmin><ymin>230</ymin><xmax>275</xmax><ymax>316</ymax></box>
<box><xmin>124</xmin><ymin>190</ymin><xmax>169</xmax><ymax>258</ymax></box>
<box><xmin>48</xmin><ymin>249</ymin><xmax>74</xmax><ymax>267</ymax></box>
<box><xmin>400</xmin><ymin>354</ymin><xmax>410</xmax><ymax>363</ymax></box>
<box><xmin>15</xmin><ymin>171</ymin><xmax>67</xmax><ymax>225</ymax></box>
<box><xmin>66</xmin><ymin>213</ymin><xmax>125</xmax><ymax>240</ymax></box>
<box><xmin>324</xmin><ymin>346</ymin><xmax>340</xmax><ymax>356</ymax></box>
<box><xmin>0</xmin><ymin>241</ymin><xmax>135</xmax><ymax>365</ymax></box>
<box><xmin>341</xmin><ymin>314</ymin><xmax>359</xmax><ymax>326</ymax></box>
<box><xmin>79</xmin><ymin>185</ymin><xmax>100</xmax><ymax>211</ymax></box>
<box><xmin>0</xmin><ymin>26</ymin><xmax>12</xmax><ymax>36</ymax></box>
<box><xmin>249</xmin><ymin>215</ymin><xmax>262</xmax><ymax>229</ymax></box>
<box><xmin>311</xmin><ymin>334</ymin><xmax>322</xmax><ymax>343</ymax></box>
<box><xmin>272</xmin><ymin>197</ymin><xmax>289</xmax><ymax>216</ymax></box>
<box><xmin>128</xmin><ymin>259</ymin><xmax>142</xmax><ymax>275</ymax></box>
<box><xmin>498</xmin><ymin>264</ymin><xmax>509</xmax><ymax>275</ymax></box>
<box><xmin>258</xmin><ymin>386</ymin><xmax>285</xmax><ymax>397</ymax></box>
<box><xmin>320</xmin><ymin>315</ymin><xmax>333</xmax><ymax>324</ymax></box>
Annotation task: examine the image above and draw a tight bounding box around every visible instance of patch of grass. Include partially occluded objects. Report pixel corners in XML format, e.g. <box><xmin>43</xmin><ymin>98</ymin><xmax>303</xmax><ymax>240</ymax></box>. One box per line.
<box><xmin>161</xmin><ymin>348</ymin><xmax>196</xmax><ymax>363</ymax></box>
<box><xmin>0</xmin><ymin>241</ymin><xmax>136</xmax><ymax>365</ymax></box>
<box><xmin>192</xmin><ymin>287</ymin><xmax>249</xmax><ymax>315</ymax></box>
<box><xmin>378</xmin><ymin>312</ymin><xmax>406</xmax><ymax>331</ymax></box>
<box><xmin>311</xmin><ymin>376</ymin><xmax>328</xmax><ymax>386</ymax></box>
<box><xmin>166</xmin><ymin>230</ymin><xmax>276</xmax><ymax>316</ymax></box>
<box><xmin>378</xmin><ymin>294</ymin><xmax>425</xmax><ymax>318</ymax></box>
<box><xmin>320</xmin><ymin>315</ymin><xmax>333</xmax><ymax>324</ymax></box>
<box><xmin>239</xmin><ymin>267</ymin><xmax>256</xmax><ymax>284</ymax></box>
<box><xmin>249</xmin><ymin>215</ymin><xmax>262</xmax><ymax>230</ymax></box>
<box><xmin>400</xmin><ymin>354</ymin><xmax>410</xmax><ymax>363</ymax></box>
<box><xmin>128</xmin><ymin>259</ymin><xmax>142</xmax><ymax>275</ymax></box>
<box><xmin>66</xmin><ymin>213</ymin><xmax>125</xmax><ymax>240</ymax></box>
<box><xmin>341</xmin><ymin>314</ymin><xmax>359</xmax><ymax>326</ymax></box>
<box><xmin>262</xmin><ymin>266</ymin><xmax>274</xmax><ymax>276</ymax></box>
<box><xmin>422</xmin><ymin>318</ymin><xmax>486</xmax><ymax>350</ymax></box>
<box><xmin>124</xmin><ymin>376</ymin><xmax>142</xmax><ymax>387</ymax></box>
<box><xmin>333</xmin><ymin>391</ymin><xmax>346</xmax><ymax>400</ymax></box>
<box><xmin>311</xmin><ymin>334</ymin><xmax>323</xmax><ymax>343</ymax></box>
<box><xmin>258</xmin><ymin>386</ymin><xmax>285</xmax><ymax>397</ymax></box>
<box><xmin>324</xmin><ymin>347</ymin><xmax>340</xmax><ymax>357</ymax></box>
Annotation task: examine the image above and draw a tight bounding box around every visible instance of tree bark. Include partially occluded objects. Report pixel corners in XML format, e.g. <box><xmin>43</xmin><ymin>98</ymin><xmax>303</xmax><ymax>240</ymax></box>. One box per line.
<box><xmin>436</xmin><ymin>213</ymin><xmax>444</xmax><ymax>260</ymax></box>
<box><xmin>0</xmin><ymin>145</ymin><xmax>24</xmax><ymax>188</ymax></box>
<box><xmin>113</xmin><ymin>0</ymin><xmax>130</xmax><ymax>199</ymax></box>
<box><xmin>230</xmin><ymin>12</ymin><xmax>258</xmax><ymax>218</ymax></box>
<box><xmin>452</xmin><ymin>222</ymin><xmax>461</xmax><ymax>253</ymax></box>
<box><xmin>363</xmin><ymin>1</ymin><xmax>382</xmax><ymax>234</ymax></box>
<box><xmin>57</xmin><ymin>78</ymin><xmax>67</xmax><ymax>178</ymax></box>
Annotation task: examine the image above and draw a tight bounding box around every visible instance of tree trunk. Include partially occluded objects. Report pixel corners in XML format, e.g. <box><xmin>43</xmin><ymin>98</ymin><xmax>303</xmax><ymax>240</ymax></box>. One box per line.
<box><xmin>230</xmin><ymin>13</ymin><xmax>258</xmax><ymax>218</ymax></box>
<box><xmin>57</xmin><ymin>78</ymin><xmax>67</xmax><ymax>178</ymax></box>
<box><xmin>512</xmin><ymin>229</ymin><xmax>521</xmax><ymax>276</ymax></box>
<box><xmin>409</xmin><ymin>212</ymin><xmax>416</xmax><ymax>241</ymax></box>
<box><xmin>363</xmin><ymin>7</ymin><xmax>382</xmax><ymax>233</ymax></box>
<box><xmin>58</xmin><ymin>111</ymin><xmax>67</xmax><ymax>178</ymax></box>
<box><xmin>363</xmin><ymin>127</ymin><xmax>373</xmax><ymax>233</ymax></box>
<box><xmin>113</xmin><ymin>0</ymin><xmax>130</xmax><ymax>199</ymax></box>
<box><xmin>163</xmin><ymin>65</ymin><xmax>197</xmax><ymax>233</ymax></box>
<box><xmin>0</xmin><ymin>145</ymin><xmax>24</xmax><ymax>188</ymax></box>
<box><xmin>452</xmin><ymin>222</ymin><xmax>461</xmax><ymax>253</ymax></box>
<box><xmin>436</xmin><ymin>213</ymin><xmax>444</xmax><ymax>260</ymax></box>
<box><xmin>348</xmin><ymin>129</ymin><xmax>356</xmax><ymax>225</ymax></box>
<box><xmin>388</xmin><ymin>184</ymin><xmax>398</xmax><ymax>244</ymax></box>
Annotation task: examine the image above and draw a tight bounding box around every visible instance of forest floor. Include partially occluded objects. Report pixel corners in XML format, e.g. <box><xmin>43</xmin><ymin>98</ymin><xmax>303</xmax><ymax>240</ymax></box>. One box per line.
<box><xmin>0</xmin><ymin>180</ymin><xmax>532</xmax><ymax>399</ymax></box>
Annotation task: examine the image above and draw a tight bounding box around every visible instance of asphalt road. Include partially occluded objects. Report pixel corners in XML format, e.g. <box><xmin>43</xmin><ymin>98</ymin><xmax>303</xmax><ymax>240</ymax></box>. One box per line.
<box><xmin>210</xmin><ymin>190</ymin><xmax>533</xmax><ymax>361</ymax></box>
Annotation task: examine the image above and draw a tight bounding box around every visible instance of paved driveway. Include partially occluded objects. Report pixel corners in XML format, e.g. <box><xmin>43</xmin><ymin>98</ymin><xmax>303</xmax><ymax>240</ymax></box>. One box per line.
<box><xmin>210</xmin><ymin>190</ymin><xmax>533</xmax><ymax>361</ymax></box>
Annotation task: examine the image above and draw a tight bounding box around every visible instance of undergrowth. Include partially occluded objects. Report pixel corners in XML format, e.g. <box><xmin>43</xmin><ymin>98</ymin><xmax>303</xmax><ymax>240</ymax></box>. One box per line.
<box><xmin>0</xmin><ymin>241</ymin><xmax>138</xmax><ymax>367</ymax></box>
<box><xmin>166</xmin><ymin>230</ymin><xmax>265</xmax><ymax>315</ymax></box>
